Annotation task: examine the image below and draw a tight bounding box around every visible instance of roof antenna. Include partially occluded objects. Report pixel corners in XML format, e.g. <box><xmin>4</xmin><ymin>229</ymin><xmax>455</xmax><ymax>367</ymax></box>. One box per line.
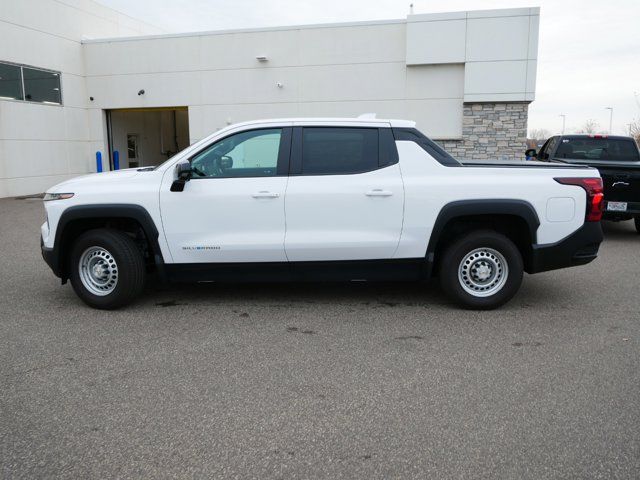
<box><xmin>409</xmin><ymin>3</ymin><xmax>414</xmax><ymax>14</ymax></box>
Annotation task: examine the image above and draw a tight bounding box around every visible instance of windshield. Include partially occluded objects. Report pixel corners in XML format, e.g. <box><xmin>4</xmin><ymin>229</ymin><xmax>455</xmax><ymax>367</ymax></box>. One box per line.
<box><xmin>555</xmin><ymin>138</ymin><xmax>640</xmax><ymax>161</ymax></box>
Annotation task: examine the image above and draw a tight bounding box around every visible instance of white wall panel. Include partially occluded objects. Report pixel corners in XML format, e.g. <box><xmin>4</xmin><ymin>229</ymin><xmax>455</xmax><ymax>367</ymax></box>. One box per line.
<box><xmin>85</xmin><ymin>36</ymin><xmax>201</xmax><ymax>76</ymax></box>
<box><xmin>60</xmin><ymin>74</ymin><xmax>88</xmax><ymax>108</ymax></box>
<box><xmin>2</xmin><ymin>140</ymin><xmax>69</xmax><ymax>178</ymax></box>
<box><xmin>298</xmin><ymin>24</ymin><xmax>405</xmax><ymax>65</ymax></box>
<box><xmin>405</xmin><ymin>64</ymin><xmax>464</xmax><ymax>99</ymax></box>
<box><xmin>406</xmin><ymin>20</ymin><xmax>466</xmax><ymax>65</ymax></box>
<box><xmin>404</xmin><ymin>99</ymin><xmax>463</xmax><ymax>139</ymax></box>
<box><xmin>464</xmin><ymin>60</ymin><xmax>528</xmax><ymax>97</ymax></box>
<box><xmin>526</xmin><ymin>60</ymin><xmax>537</xmax><ymax>97</ymax></box>
<box><xmin>194</xmin><ymin>103</ymin><xmax>300</xmax><ymax>141</ymax></box>
<box><xmin>200</xmin><ymin>30</ymin><xmax>301</xmax><ymax>70</ymax></box>
<box><xmin>465</xmin><ymin>16</ymin><xmax>530</xmax><ymax>62</ymax></box>
<box><xmin>0</xmin><ymin>102</ymin><xmax>66</xmax><ymax>141</ymax></box>
<box><xmin>65</xmin><ymin>142</ymin><xmax>91</xmax><ymax>176</ymax></box>
<box><xmin>200</xmin><ymin>68</ymin><xmax>300</xmax><ymax>105</ymax></box>
<box><xmin>298</xmin><ymin>63</ymin><xmax>406</xmax><ymax>102</ymax></box>
<box><xmin>0</xmin><ymin>22</ymin><xmax>84</xmax><ymax>75</ymax></box>
<box><xmin>86</xmin><ymin>72</ymin><xmax>202</xmax><ymax>109</ymax></box>
<box><xmin>64</xmin><ymin>108</ymin><xmax>89</xmax><ymax>141</ymax></box>
<box><xmin>0</xmin><ymin>141</ymin><xmax>6</xmax><ymax>179</ymax></box>
<box><xmin>297</xmin><ymin>100</ymin><xmax>405</xmax><ymax>120</ymax></box>
<box><xmin>528</xmin><ymin>14</ymin><xmax>540</xmax><ymax>60</ymax></box>
<box><xmin>87</xmin><ymin>109</ymin><xmax>106</xmax><ymax>141</ymax></box>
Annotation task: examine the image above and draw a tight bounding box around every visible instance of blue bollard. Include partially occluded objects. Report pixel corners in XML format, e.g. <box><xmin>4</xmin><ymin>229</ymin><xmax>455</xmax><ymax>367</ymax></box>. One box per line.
<box><xmin>96</xmin><ymin>151</ymin><xmax>103</xmax><ymax>172</ymax></box>
<box><xmin>113</xmin><ymin>150</ymin><xmax>120</xmax><ymax>170</ymax></box>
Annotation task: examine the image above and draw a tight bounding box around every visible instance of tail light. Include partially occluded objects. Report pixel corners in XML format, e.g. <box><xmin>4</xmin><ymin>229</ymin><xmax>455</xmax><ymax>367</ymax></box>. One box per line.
<box><xmin>555</xmin><ymin>177</ymin><xmax>604</xmax><ymax>222</ymax></box>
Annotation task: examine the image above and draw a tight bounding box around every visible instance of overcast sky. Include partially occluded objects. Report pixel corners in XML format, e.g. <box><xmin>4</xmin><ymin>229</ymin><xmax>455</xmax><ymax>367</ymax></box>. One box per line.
<box><xmin>98</xmin><ymin>0</ymin><xmax>640</xmax><ymax>136</ymax></box>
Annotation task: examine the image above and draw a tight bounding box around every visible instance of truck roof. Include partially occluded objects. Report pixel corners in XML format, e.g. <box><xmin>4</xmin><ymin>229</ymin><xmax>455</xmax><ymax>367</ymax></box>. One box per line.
<box><xmin>221</xmin><ymin>117</ymin><xmax>417</xmax><ymax>129</ymax></box>
<box><xmin>559</xmin><ymin>134</ymin><xmax>635</xmax><ymax>141</ymax></box>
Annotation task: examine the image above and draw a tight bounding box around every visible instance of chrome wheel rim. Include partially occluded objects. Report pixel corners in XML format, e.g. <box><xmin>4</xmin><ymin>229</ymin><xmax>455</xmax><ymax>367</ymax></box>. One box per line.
<box><xmin>458</xmin><ymin>247</ymin><xmax>508</xmax><ymax>297</ymax></box>
<box><xmin>79</xmin><ymin>246</ymin><xmax>118</xmax><ymax>296</ymax></box>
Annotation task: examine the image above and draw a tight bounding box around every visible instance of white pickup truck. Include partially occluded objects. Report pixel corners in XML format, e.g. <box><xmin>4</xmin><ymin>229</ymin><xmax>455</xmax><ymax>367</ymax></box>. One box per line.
<box><xmin>41</xmin><ymin>118</ymin><xmax>604</xmax><ymax>310</ymax></box>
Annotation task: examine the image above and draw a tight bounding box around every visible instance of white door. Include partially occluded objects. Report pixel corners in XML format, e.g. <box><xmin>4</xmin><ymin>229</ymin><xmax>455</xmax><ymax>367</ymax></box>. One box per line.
<box><xmin>160</xmin><ymin>127</ymin><xmax>291</xmax><ymax>263</ymax></box>
<box><xmin>284</xmin><ymin>127</ymin><xmax>404</xmax><ymax>261</ymax></box>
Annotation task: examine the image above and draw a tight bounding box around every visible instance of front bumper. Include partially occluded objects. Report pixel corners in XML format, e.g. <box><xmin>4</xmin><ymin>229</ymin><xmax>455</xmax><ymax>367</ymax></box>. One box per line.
<box><xmin>41</xmin><ymin>236</ymin><xmax>62</xmax><ymax>278</ymax></box>
<box><xmin>528</xmin><ymin>222</ymin><xmax>603</xmax><ymax>274</ymax></box>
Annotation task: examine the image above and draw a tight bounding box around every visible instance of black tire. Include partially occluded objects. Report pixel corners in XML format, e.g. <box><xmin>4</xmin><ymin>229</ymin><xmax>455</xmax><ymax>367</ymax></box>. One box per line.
<box><xmin>69</xmin><ymin>228</ymin><xmax>145</xmax><ymax>309</ymax></box>
<box><xmin>439</xmin><ymin>230</ymin><xmax>523</xmax><ymax>310</ymax></box>
<box><xmin>634</xmin><ymin>216</ymin><xmax>640</xmax><ymax>234</ymax></box>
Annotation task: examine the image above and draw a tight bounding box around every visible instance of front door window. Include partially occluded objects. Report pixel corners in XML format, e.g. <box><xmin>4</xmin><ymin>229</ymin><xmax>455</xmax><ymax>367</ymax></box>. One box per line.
<box><xmin>190</xmin><ymin>129</ymin><xmax>282</xmax><ymax>178</ymax></box>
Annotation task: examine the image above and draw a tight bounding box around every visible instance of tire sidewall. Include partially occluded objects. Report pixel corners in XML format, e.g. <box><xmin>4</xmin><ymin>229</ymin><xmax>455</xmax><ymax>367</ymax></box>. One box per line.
<box><xmin>69</xmin><ymin>230</ymin><xmax>142</xmax><ymax>309</ymax></box>
<box><xmin>440</xmin><ymin>231</ymin><xmax>523</xmax><ymax>309</ymax></box>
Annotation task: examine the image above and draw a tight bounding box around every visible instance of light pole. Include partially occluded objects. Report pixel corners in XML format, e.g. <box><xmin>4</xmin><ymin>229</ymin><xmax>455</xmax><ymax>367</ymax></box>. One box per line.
<box><xmin>559</xmin><ymin>114</ymin><xmax>566</xmax><ymax>134</ymax></box>
<box><xmin>605</xmin><ymin>107</ymin><xmax>613</xmax><ymax>134</ymax></box>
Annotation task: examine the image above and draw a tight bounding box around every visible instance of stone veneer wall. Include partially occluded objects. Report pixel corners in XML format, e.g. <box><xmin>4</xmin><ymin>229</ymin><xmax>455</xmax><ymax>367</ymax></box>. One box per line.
<box><xmin>439</xmin><ymin>102</ymin><xmax>529</xmax><ymax>161</ymax></box>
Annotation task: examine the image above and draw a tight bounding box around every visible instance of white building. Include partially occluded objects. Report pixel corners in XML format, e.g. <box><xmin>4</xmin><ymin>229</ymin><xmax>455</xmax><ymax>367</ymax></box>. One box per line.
<box><xmin>0</xmin><ymin>1</ymin><xmax>540</xmax><ymax>198</ymax></box>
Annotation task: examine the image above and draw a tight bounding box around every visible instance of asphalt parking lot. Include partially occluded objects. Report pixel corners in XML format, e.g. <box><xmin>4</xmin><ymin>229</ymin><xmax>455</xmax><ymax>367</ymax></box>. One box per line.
<box><xmin>1</xmin><ymin>196</ymin><xmax>639</xmax><ymax>479</ymax></box>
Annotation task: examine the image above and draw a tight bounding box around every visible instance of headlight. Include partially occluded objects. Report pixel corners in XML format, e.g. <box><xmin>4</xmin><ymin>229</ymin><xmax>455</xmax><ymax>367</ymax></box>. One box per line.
<box><xmin>43</xmin><ymin>192</ymin><xmax>74</xmax><ymax>201</ymax></box>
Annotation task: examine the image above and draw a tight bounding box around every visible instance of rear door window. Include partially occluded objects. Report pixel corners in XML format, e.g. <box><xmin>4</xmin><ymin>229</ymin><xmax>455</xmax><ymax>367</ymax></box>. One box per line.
<box><xmin>300</xmin><ymin>127</ymin><xmax>379</xmax><ymax>175</ymax></box>
<box><xmin>555</xmin><ymin>138</ymin><xmax>640</xmax><ymax>161</ymax></box>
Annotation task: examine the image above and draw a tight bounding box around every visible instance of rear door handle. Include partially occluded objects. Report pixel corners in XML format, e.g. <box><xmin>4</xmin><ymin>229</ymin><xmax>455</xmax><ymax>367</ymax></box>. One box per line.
<box><xmin>365</xmin><ymin>189</ymin><xmax>393</xmax><ymax>197</ymax></box>
<box><xmin>251</xmin><ymin>191</ymin><xmax>280</xmax><ymax>198</ymax></box>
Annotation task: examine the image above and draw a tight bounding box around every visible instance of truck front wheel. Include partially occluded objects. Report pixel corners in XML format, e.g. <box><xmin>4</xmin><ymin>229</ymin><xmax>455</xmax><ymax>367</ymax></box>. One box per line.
<box><xmin>439</xmin><ymin>230</ymin><xmax>523</xmax><ymax>309</ymax></box>
<box><xmin>69</xmin><ymin>228</ymin><xmax>146</xmax><ymax>309</ymax></box>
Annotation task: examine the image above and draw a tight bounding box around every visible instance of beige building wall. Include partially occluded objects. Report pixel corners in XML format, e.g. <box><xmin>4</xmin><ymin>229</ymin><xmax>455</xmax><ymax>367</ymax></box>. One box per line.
<box><xmin>0</xmin><ymin>0</ymin><xmax>163</xmax><ymax>197</ymax></box>
<box><xmin>0</xmin><ymin>4</ymin><xmax>539</xmax><ymax>197</ymax></box>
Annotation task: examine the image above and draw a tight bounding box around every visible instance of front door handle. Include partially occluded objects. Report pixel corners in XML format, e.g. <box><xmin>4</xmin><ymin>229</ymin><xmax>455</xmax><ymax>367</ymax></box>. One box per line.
<box><xmin>365</xmin><ymin>189</ymin><xmax>393</xmax><ymax>197</ymax></box>
<box><xmin>251</xmin><ymin>191</ymin><xmax>280</xmax><ymax>198</ymax></box>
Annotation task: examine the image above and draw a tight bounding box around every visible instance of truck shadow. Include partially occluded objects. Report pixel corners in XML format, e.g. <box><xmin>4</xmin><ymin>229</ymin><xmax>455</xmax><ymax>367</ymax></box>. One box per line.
<box><xmin>601</xmin><ymin>219</ymin><xmax>637</xmax><ymax>239</ymax></box>
<box><xmin>145</xmin><ymin>278</ymin><xmax>447</xmax><ymax>309</ymax></box>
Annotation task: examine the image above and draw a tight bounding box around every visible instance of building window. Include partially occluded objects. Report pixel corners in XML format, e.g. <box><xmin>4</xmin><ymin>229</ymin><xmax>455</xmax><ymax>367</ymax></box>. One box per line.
<box><xmin>0</xmin><ymin>63</ymin><xmax>23</xmax><ymax>101</ymax></box>
<box><xmin>23</xmin><ymin>67</ymin><xmax>61</xmax><ymax>104</ymax></box>
<box><xmin>0</xmin><ymin>61</ymin><xmax>62</xmax><ymax>105</ymax></box>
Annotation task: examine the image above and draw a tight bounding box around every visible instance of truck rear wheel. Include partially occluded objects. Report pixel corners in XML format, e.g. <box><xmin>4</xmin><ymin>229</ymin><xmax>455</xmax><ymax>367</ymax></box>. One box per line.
<box><xmin>439</xmin><ymin>230</ymin><xmax>523</xmax><ymax>309</ymax></box>
<box><xmin>69</xmin><ymin>228</ymin><xmax>145</xmax><ymax>309</ymax></box>
<box><xmin>634</xmin><ymin>216</ymin><xmax>640</xmax><ymax>234</ymax></box>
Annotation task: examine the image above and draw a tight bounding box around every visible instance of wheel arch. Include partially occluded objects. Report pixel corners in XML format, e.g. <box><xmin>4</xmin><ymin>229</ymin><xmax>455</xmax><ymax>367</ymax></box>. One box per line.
<box><xmin>49</xmin><ymin>204</ymin><xmax>164</xmax><ymax>281</ymax></box>
<box><xmin>426</xmin><ymin>199</ymin><xmax>540</xmax><ymax>276</ymax></box>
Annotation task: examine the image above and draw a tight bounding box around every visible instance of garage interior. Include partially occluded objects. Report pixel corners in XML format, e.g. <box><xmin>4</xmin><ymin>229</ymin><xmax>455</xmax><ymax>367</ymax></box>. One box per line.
<box><xmin>107</xmin><ymin>107</ymin><xmax>190</xmax><ymax>169</ymax></box>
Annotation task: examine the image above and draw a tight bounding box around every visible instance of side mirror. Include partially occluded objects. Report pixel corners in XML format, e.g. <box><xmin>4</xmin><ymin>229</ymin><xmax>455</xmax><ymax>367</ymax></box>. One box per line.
<box><xmin>525</xmin><ymin>148</ymin><xmax>537</xmax><ymax>159</ymax></box>
<box><xmin>171</xmin><ymin>161</ymin><xmax>192</xmax><ymax>192</ymax></box>
<box><xmin>176</xmin><ymin>161</ymin><xmax>192</xmax><ymax>179</ymax></box>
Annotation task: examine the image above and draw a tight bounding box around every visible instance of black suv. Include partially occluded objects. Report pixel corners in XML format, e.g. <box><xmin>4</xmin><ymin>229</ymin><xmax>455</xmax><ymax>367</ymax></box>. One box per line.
<box><xmin>527</xmin><ymin>135</ymin><xmax>640</xmax><ymax>232</ymax></box>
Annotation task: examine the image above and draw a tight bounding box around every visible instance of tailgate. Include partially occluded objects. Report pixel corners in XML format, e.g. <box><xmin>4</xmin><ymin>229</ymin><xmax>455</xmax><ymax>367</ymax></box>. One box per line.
<box><xmin>552</xmin><ymin>158</ymin><xmax>640</xmax><ymax>210</ymax></box>
<box><xmin>598</xmin><ymin>166</ymin><xmax>640</xmax><ymax>203</ymax></box>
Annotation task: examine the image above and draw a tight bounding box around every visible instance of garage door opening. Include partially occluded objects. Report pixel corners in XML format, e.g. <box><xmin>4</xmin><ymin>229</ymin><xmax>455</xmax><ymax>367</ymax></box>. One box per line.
<box><xmin>106</xmin><ymin>107</ymin><xmax>189</xmax><ymax>169</ymax></box>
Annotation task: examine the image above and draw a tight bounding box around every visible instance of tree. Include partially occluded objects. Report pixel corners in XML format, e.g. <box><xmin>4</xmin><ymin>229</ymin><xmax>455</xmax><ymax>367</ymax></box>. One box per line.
<box><xmin>528</xmin><ymin>128</ymin><xmax>550</xmax><ymax>140</ymax></box>
<box><xmin>629</xmin><ymin>119</ymin><xmax>640</xmax><ymax>146</ymax></box>
<box><xmin>577</xmin><ymin>119</ymin><xmax>600</xmax><ymax>134</ymax></box>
